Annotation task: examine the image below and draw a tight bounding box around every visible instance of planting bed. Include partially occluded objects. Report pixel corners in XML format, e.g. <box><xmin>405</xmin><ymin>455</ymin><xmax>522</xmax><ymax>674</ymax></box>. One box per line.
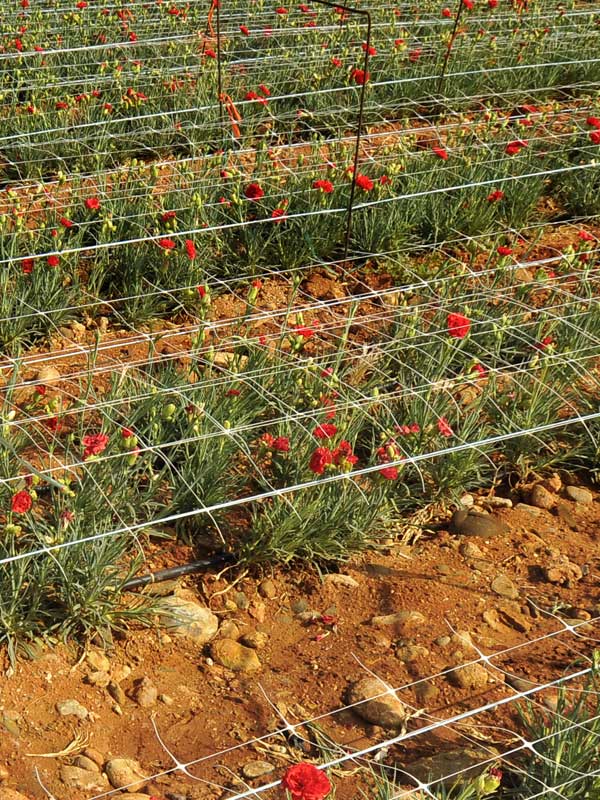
<box><xmin>0</xmin><ymin>0</ymin><xmax>600</xmax><ymax>798</ymax></box>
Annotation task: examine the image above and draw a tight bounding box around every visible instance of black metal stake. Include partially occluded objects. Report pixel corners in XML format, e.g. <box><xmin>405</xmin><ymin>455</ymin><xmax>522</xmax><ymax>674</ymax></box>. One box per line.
<box><xmin>214</xmin><ymin>0</ymin><xmax>372</xmax><ymax>259</ymax></box>
<box><xmin>437</xmin><ymin>0</ymin><xmax>465</xmax><ymax>97</ymax></box>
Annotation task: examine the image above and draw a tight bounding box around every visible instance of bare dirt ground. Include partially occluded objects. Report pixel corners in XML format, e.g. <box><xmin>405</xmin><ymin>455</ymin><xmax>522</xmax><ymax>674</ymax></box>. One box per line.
<box><xmin>0</xmin><ymin>486</ymin><xmax>598</xmax><ymax>800</ymax></box>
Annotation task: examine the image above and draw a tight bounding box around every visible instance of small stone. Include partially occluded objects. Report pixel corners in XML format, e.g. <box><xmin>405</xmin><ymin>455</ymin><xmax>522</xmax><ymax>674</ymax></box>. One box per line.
<box><xmin>542</xmin><ymin>473</ymin><xmax>562</xmax><ymax>493</ymax></box>
<box><xmin>86</xmin><ymin>650</ymin><xmax>110</xmax><ymax>672</ymax></box>
<box><xmin>235</xmin><ymin>591</ymin><xmax>250</xmax><ymax>610</ymax></box>
<box><xmin>555</xmin><ymin>502</ymin><xmax>581</xmax><ymax>531</ymax></box>
<box><xmin>370</xmin><ymin>611</ymin><xmax>425</xmax><ymax>631</ymax></box>
<box><xmin>565</xmin><ymin>486</ymin><xmax>593</xmax><ymax>505</ymax></box>
<box><xmin>60</xmin><ymin>766</ymin><xmax>108</xmax><ymax>791</ymax></box>
<box><xmin>396</xmin><ymin>644</ymin><xmax>429</xmax><ymax>663</ymax></box>
<box><xmin>347</xmin><ymin>677</ymin><xmax>408</xmax><ymax>729</ymax></box>
<box><xmin>34</xmin><ymin>365</ymin><xmax>61</xmax><ymax>384</ymax></box>
<box><xmin>530</xmin><ymin>484</ymin><xmax>555</xmax><ymax>510</ymax></box>
<box><xmin>211</xmin><ymin>639</ymin><xmax>261</xmax><ymax>672</ymax></box>
<box><xmin>132</xmin><ymin>677</ymin><xmax>158</xmax><ymax>708</ymax></box>
<box><xmin>447</xmin><ymin>663</ymin><xmax>489</xmax><ymax>691</ymax></box>
<box><xmin>82</xmin><ymin>748</ymin><xmax>105</xmax><ymax>767</ymax></box>
<box><xmin>105</xmin><ymin>758</ymin><xmax>147</xmax><ymax>792</ymax></box>
<box><xmin>497</xmin><ymin>604</ymin><xmax>532</xmax><ymax>633</ymax></box>
<box><xmin>450</xmin><ymin>510</ymin><xmax>508</xmax><ymax>538</ymax></box>
<box><xmin>249</xmin><ymin>601</ymin><xmax>266</xmax><ymax>623</ymax></box>
<box><xmin>323</xmin><ymin>573</ymin><xmax>359</xmax><ymax>589</ymax></box>
<box><xmin>506</xmin><ymin>675</ymin><xmax>538</xmax><ymax>693</ymax></box>
<box><xmin>435</xmin><ymin>635</ymin><xmax>451</xmax><ymax>647</ymax></box>
<box><xmin>291</xmin><ymin>599</ymin><xmax>308</xmax><ymax>614</ymax></box>
<box><xmin>415</xmin><ymin>681</ymin><xmax>439</xmax><ymax>705</ymax></box>
<box><xmin>459</xmin><ymin>493</ymin><xmax>475</xmax><ymax>507</ymax></box>
<box><xmin>242</xmin><ymin>761</ymin><xmax>276</xmax><ymax>779</ymax></box>
<box><xmin>159</xmin><ymin>694</ymin><xmax>174</xmax><ymax>706</ymax></box>
<box><xmin>56</xmin><ymin>699</ymin><xmax>88</xmax><ymax>720</ymax></box>
<box><xmin>240</xmin><ymin>630</ymin><xmax>268</xmax><ymax>650</ymax></box>
<box><xmin>112</xmin><ymin>665</ymin><xmax>131</xmax><ymax>683</ymax></box>
<box><xmin>73</xmin><ymin>755</ymin><xmax>101</xmax><ymax>773</ymax></box>
<box><xmin>219</xmin><ymin>620</ymin><xmax>241</xmax><ymax>639</ymax></box>
<box><xmin>459</xmin><ymin>541</ymin><xmax>484</xmax><ymax>560</ymax></box>
<box><xmin>543</xmin><ymin>556</ymin><xmax>583</xmax><ymax>585</ymax></box>
<box><xmin>108</xmin><ymin>681</ymin><xmax>127</xmax><ymax>705</ymax></box>
<box><xmin>491</xmin><ymin>575</ymin><xmax>519</xmax><ymax>600</ymax></box>
<box><xmin>481</xmin><ymin>496</ymin><xmax>513</xmax><ymax>509</ymax></box>
<box><xmin>86</xmin><ymin>671</ymin><xmax>110</xmax><ymax>688</ymax></box>
<box><xmin>0</xmin><ymin>765</ymin><xmax>8</xmax><ymax>782</ymax></box>
<box><xmin>158</xmin><ymin>597</ymin><xmax>219</xmax><ymax>644</ymax></box>
<box><xmin>515</xmin><ymin>503</ymin><xmax>542</xmax><ymax>516</ymax></box>
<box><xmin>258</xmin><ymin>579</ymin><xmax>277</xmax><ymax>599</ymax></box>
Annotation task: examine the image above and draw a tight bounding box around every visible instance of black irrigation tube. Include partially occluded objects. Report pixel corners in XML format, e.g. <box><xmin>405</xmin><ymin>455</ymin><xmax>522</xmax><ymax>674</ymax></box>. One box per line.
<box><xmin>123</xmin><ymin>552</ymin><xmax>235</xmax><ymax>590</ymax></box>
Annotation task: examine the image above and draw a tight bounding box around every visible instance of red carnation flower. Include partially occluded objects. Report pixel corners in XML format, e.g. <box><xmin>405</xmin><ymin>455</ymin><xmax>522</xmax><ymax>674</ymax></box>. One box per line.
<box><xmin>21</xmin><ymin>258</ymin><xmax>34</xmax><ymax>274</ymax></box>
<box><xmin>437</xmin><ymin>417</ymin><xmax>454</xmax><ymax>437</ymax></box>
<box><xmin>185</xmin><ymin>239</ymin><xmax>197</xmax><ymax>259</ymax></box>
<box><xmin>309</xmin><ymin>447</ymin><xmax>334</xmax><ymax>475</ymax></box>
<box><xmin>313</xmin><ymin>423</ymin><xmax>337</xmax><ymax>439</ymax></box>
<box><xmin>47</xmin><ymin>255</ymin><xmax>60</xmax><ymax>268</ymax></box>
<box><xmin>487</xmin><ymin>190</ymin><xmax>504</xmax><ymax>202</ymax></box>
<box><xmin>350</xmin><ymin>68</ymin><xmax>369</xmax><ymax>85</ymax></box>
<box><xmin>497</xmin><ymin>245</ymin><xmax>513</xmax><ymax>256</ymax></box>
<box><xmin>11</xmin><ymin>490</ymin><xmax>32</xmax><ymax>514</ymax></box>
<box><xmin>379</xmin><ymin>465</ymin><xmax>399</xmax><ymax>480</ymax></box>
<box><xmin>82</xmin><ymin>432</ymin><xmax>110</xmax><ymax>459</ymax></box>
<box><xmin>586</xmin><ymin>116</ymin><xmax>600</xmax><ymax>129</ymax></box>
<box><xmin>355</xmin><ymin>174</ymin><xmax>374</xmax><ymax>191</ymax></box>
<box><xmin>244</xmin><ymin>182</ymin><xmax>265</xmax><ymax>201</ymax></box>
<box><xmin>85</xmin><ymin>197</ymin><xmax>101</xmax><ymax>211</ymax></box>
<box><xmin>447</xmin><ymin>312</ymin><xmax>471</xmax><ymax>338</ymax></box>
<box><xmin>272</xmin><ymin>436</ymin><xmax>290</xmax><ymax>452</ymax></box>
<box><xmin>313</xmin><ymin>179</ymin><xmax>334</xmax><ymax>193</ymax></box>
<box><xmin>505</xmin><ymin>139</ymin><xmax>528</xmax><ymax>156</ymax></box>
<box><xmin>158</xmin><ymin>238</ymin><xmax>176</xmax><ymax>250</ymax></box>
<box><xmin>578</xmin><ymin>230</ymin><xmax>595</xmax><ymax>242</ymax></box>
<box><xmin>432</xmin><ymin>146</ymin><xmax>448</xmax><ymax>160</ymax></box>
<box><xmin>281</xmin><ymin>762</ymin><xmax>331</xmax><ymax>800</ymax></box>
<box><xmin>590</xmin><ymin>130</ymin><xmax>600</xmax><ymax>145</ymax></box>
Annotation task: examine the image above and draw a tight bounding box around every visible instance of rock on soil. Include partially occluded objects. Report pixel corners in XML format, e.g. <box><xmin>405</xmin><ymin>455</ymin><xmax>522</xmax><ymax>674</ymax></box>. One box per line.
<box><xmin>565</xmin><ymin>486</ymin><xmax>593</xmax><ymax>504</ymax></box>
<box><xmin>401</xmin><ymin>747</ymin><xmax>500</xmax><ymax>788</ymax></box>
<box><xmin>132</xmin><ymin>676</ymin><xmax>158</xmax><ymax>708</ymax></box>
<box><xmin>60</xmin><ymin>765</ymin><xmax>109</xmax><ymax>791</ymax></box>
<box><xmin>56</xmin><ymin>699</ymin><xmax>89</xmax><ymax>720</ymax></box>
<box><xmin>322</xmin><ymin>573</ymin><xmax>359</xmax><ymax>589</ymax></box>
<box><xmin>529</xmin><ymin>484</ymin><xmax>555</xmax><ymax>510</ymax></box>
<box><xmin>4</xmin><ymin>791</ymin><xmax>31</xmax><ymax>800</ymax></box>
<box><xmin>450</xmin><ymin>510</ymin><xmax>508</xmax><ymax>538</ymax></box>
<box><xmin>105</xmin><ymin>758</ymin><xmax>148</xmax><ymax>792</ymax></box>
<box><xmin>542</xmin><ymin>555</ymin><xmax>583</xmax><ymax>585</ymax></box>
<box><xmin>370</xmin><ymin>610</ymin><xmax>425</xmax><ymax>631</ymax></box>
<box><xmin>158</xmin><ymin>597</ymin><xmax>219</xmax><ymax>644</ymax></box>
<box><xmin>242</xmin><ymin>761</ymin><xmax>276</xmax><ymax>779</ymax></box>
<box><xmin>447</xmin><ymin>663</ymin><xmax>489</xmax><ymax>691</ymax></box>
<box><xmin>491</xmin><ymin>575</ymin><xmax>519</xmax><ymax>600</ymax></box>
<box><xmin>210</xmin><ymin>639</ymin><xmax>261</xmax><ymax>671</ymax></box>
<box><xmin>347</xmin><ymin>677</ymin><xmax>408</xmax><ymax>729</ymax></box>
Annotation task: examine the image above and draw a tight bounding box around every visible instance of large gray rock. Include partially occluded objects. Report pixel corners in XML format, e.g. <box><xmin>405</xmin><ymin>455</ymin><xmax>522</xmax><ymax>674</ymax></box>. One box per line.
<box><xmin>158</xmin><ymin>597</ymin><xmax>219</xmax><ymax>644</ymax></box>
<box><xmin>348</xmin><ymin>677</ymin><xmax>408</xmax><ymax>729</ymax></box>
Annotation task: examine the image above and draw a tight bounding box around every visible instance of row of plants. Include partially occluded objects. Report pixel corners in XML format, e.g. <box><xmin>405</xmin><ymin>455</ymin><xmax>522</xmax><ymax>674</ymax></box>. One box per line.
<box><xmin>0</xmin><ymin>1</ymin><xmax>597</xmax><ymax>175</ymax></box>
<box><xmin>0</xmin><ymin>103</ymin><xmax>599</xmax><ymax>348</ymax></box>
<box><xmin>0</xmin><ymin>249</ymin><xmax>598</xmax><ymax>654</ymax></box>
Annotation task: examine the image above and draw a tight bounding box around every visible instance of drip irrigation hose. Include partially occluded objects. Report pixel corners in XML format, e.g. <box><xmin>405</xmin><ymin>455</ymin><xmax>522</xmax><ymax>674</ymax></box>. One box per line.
<box><xmin>122</xmin><ymin>552</ymin><xmax>235</xmax><ymax>590</ymax></box>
